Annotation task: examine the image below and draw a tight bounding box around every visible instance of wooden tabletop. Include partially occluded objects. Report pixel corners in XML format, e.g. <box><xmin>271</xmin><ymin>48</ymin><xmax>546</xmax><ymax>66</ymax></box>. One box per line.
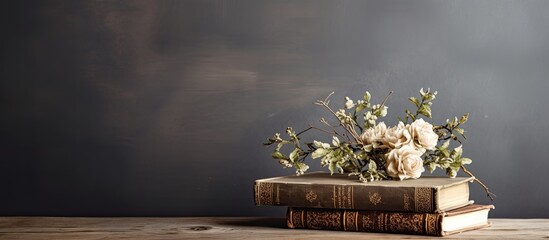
<box><xmin>0</xmin><ymin>217</ymin><xmax>547</xmax><ymax>239</ymax></box>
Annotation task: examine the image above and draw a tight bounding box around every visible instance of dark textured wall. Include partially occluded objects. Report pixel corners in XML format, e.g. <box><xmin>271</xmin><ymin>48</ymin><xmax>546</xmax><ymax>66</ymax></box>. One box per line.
<box><xmin>1</xmin><ymin>0</ymin><xmax>548</xmax><ymax>217</ymax></box>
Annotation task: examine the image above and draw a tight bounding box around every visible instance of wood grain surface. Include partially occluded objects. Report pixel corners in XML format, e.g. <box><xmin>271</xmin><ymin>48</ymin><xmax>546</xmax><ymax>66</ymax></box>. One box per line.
<box><xmin>3</xmin><ymin>1</ymin><xmax>549</xmax><ymax>219</ymax></box>
<box><xmin>0</xmin><ymin>217</ymin><xmax>547</xmax><ymax>239</ymax></box>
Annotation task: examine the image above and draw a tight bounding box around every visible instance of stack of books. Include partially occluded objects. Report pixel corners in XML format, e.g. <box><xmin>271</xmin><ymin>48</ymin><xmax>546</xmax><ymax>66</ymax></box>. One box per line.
<box><xmin>254</xmin><ymin>172</ymin><xmax>494</xmax><ymax>236</ymax></box>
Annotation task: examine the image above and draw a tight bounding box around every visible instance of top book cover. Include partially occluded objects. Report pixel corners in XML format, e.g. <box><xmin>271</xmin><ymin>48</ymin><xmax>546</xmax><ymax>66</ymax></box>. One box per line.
<box><xmin>255</xmin><ymin>172</ymin><xmax>474</xmax><ymax>213</ymax></box>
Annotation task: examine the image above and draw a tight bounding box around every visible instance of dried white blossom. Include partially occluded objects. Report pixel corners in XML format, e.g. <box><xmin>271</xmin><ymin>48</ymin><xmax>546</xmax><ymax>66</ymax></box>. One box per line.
<box><xmin>344</xmin><ymin>97</ymin><xmax>355</xmax><ymax>109</ymax></box>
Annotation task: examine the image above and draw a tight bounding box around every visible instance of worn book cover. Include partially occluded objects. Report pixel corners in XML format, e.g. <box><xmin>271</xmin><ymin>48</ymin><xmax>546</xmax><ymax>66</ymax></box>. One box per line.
<box><xmin>287</xmin><ymin>204</ymin><xmax>494</xmax><ymax>236</ymax></box>
<box><xmin>255</xmin><ymin>172</ymin><xmax>474</xmax><ymax>213</ymax></box>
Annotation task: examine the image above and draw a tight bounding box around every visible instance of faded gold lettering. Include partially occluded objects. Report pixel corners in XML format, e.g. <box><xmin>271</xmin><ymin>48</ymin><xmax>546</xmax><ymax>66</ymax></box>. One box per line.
<box><xmin>403</xmin><ymin>193</ymin><xmax>411</xmax><ymax>211</ymax></box>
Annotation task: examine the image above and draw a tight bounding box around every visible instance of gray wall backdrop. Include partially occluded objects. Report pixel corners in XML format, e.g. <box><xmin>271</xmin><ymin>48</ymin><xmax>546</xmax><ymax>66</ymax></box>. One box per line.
<box><xmin>1</xmin><ymin>0</ymin><xmax>548</xmax><ymax>217</ymax></box>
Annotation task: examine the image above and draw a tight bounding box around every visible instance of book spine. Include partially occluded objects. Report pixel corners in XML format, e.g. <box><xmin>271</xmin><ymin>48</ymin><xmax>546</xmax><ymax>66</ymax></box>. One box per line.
<box><xmin>287</xmin><ymin>207</ymin><xmax>443</xmax><ymax>236</ymax></box>
<box><xmin>254</xmin><ymin>181</ymin><xmax>436</xmax><ymax>212</ymax></box>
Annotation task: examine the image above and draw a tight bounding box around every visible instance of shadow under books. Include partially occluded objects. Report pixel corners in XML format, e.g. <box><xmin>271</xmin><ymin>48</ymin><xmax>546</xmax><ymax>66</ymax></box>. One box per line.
<box><xmin>214</xmin><ymin>217</ymin><xmax>287</xmax><ymax>229</ymax></box>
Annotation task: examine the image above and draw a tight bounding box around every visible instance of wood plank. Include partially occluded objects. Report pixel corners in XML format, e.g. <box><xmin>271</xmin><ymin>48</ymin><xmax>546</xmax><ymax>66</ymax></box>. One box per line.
<box><xmin>0</xmin><ymin>217</ymin><xmax>547</xmax><ymax>239</ymax></box>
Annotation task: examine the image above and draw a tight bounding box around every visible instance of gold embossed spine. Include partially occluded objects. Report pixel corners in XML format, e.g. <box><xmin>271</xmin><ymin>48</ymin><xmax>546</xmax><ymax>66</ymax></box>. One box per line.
<box><xmin>255</xmin><ymin>182</ymin><xmax>274</xmax><ymax>206</ymax></box>
<box><xmin>254</xmin><ymin>182</ymin><xmax>259</xmax><ymax>205</ymax></box>
<box><xmin>288</xmin><ymin>207</ymin><xmax>444</xmax><ymax>236</ymax></box>
<box><xmin>414</xmin><ymin>187</ymin><xmax>434</xmax><ymax>212</ymax></box>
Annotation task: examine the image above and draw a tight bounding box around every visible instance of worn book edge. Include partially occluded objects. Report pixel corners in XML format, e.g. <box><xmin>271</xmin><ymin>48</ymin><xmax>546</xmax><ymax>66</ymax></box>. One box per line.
<box><xmin>287</xmin><ymin>204</ymin><xmax>494</xmax><ymax>236</ymax></box>
<box><xmin>255</xmin><ymin>172</ymin><xmax>474</xmax><ymax>188</ymax></box>
<box><xmin>255</xmin><ymin>172</ymin><xmax>473</xmax><ymax>212</ymax></box>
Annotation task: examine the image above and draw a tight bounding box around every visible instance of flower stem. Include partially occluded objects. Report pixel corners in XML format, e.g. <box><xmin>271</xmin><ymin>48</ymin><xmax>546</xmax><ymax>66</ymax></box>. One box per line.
<box><xmin>380</xmin><ymin>91</ymin><xmax>394</xmax><ymax>108</ymax></box>
<box><xmin>315</xmin><ymin>93</ymin><xmax>361</xmax><ymax>143</ymax></box>
<box><xmin>461</xmin><ymin>165</ymin><xmax>496</xmax><ymax>201</ymax></box>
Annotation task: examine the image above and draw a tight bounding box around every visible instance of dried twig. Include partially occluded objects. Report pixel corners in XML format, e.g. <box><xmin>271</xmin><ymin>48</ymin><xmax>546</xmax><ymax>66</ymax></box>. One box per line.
<box><xmin>461</xmin><ymin>165</ymin><xmax>496</xmax><ymax>201</ymax></box>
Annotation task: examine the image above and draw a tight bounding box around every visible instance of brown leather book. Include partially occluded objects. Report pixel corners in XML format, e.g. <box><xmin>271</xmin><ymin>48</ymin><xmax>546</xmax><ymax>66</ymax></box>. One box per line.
<box><xmin>255</xmin><ymin>172</ymin><xmax>474</xmax><ymax>213</ymax></box>
<box><xmin>287</xmin><ymin>204</ymin><xmax>494</xmax><ymax>236</ymax></box>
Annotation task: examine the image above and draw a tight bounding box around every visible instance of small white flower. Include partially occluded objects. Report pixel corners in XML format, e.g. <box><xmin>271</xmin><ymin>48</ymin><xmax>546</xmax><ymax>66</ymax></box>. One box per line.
<box><xmin>345</xmin><ymin>97</ymin><xmax>355</xmax><ymax>109</ymax></box>
<box><xmin>364</xmin><ymin>91</ymin><xmax>371</xmax><ymax>102</ymax></box>
<box><xmin>372</xmin><ymin>104</ymin><xmax>388</xmax><ymax>117</ymax></box>
<box><xmin>279</xmin><ymin>159</ymin><xmax>293</xmax><ymax>168</ymax></box>
<box><xmin>332</xmin><ymin>136</ymin><xmax>340</xmax><ymax>147</ymax></box>
<box><xmin>313</xmin><ymin>140</ymin><xmax>330</xmax><ymax>149</ymax></box>
<box><xmin>380</xmin><ymin>107</ymin><xmax>387</xmax><ymax>117</ymax></box>
<box><xmin>335</xmin><ymin>109</ymin><xmax>346</xmax><ymax>122</ymax></box>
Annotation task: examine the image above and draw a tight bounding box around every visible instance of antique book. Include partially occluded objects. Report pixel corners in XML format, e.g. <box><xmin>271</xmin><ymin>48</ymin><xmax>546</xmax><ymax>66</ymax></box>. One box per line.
<box><xmin>287</xmin><ymin>204</ymin><xmax>495</xmax><ymax>236</ymax></box>
<box><xmin>255</xmin><ymin>172</ymin><xmax>474</xmax><ymax>213</ymax></box>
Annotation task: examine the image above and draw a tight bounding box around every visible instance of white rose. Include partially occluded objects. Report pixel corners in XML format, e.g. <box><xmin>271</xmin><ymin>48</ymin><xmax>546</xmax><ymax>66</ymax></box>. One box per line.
<box><xmin>383</xmin><ymin>122</ymin><xmax>412</xmax><ymax>149</ymax></box>
<box><xmin>408</xmin><ymin>119</ymin><xmax>438</xmax><ymax>152</ymax></box>
<box><xmin>385</xmin><ymin>145</ymin><xmax>425</xmax><ymax>180</ymax></box>
<box><xmin>360</xmin><ymin>122</ymin><xmax>387</xmax><ymax>149</ymax></box>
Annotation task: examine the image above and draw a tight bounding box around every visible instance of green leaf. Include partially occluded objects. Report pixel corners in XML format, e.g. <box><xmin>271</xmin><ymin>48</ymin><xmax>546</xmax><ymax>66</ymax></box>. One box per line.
<box><xmin>354</xmin><ymin>151</ymin><xmax>366</xmax><ymax>161</ymax></box>
<box><xmin>313</xmin><ymin>140</ymin><xmax>330</xmax><ymax>149</ymax></box>
<box><xmin>409</xmin><ymin>97</ymin><xmax>420</xmax><ymax>107</ymax></box>
<box><xmin>455</xmin><ymin>128</ymin><xmax>465</xmax><ymax>135</ymax></box>
<box><xmin>329</xmin><ymin>162</ymin><xmax>336</xmax><ymax>174</ymax></box>
<box><xmin>272</xmin><ymin>151</ymin><xmax>286</xmax><ymax>160</ymax></box>
<box><xmin>289</xmin><ymin>148</ymin><xmax>300</xmax><ymax>162</ymax></box>
<box><xmin>440</xmin><ymin>148</ymin><xmax>450</xmax><ymax>157</ymax></box>
<box><xmin>459</xmin><ymin>113</ymin><xmax>469</xmax><ymax>124</ymax></box>
<box><xmin>419</xmin><ymin>104</ymin><xmax>432</xmax><ymax>118</ymax></box>
<box><xmin>336</xmin><ymin>163</ymin><xmax>344</xmax><ymax>174</ymax></box>
<box><xmin>263</xmin><ymin>138</ymin><xmax>275</xmax><ymax>146</ymax></box>
<box><xmin>453</xmin><ymin>146</ymin><xmax>463</xmax><ymax>158</ymax></box>
<box><xmin>441</xmin><ymin>140</ymin><xmax>450</xmax><ymax>149</ymax></box>
<box><xmin>364</xmin><ymin>91</ymin><xmax>371</xmax><ymax>102</ymax></box>
<box><xmin>427</xmin><ymin>162</ymin><xmax>437</xmax><ymax>173</ymax></box>
<box><xmin>368</xmin><ymin>160</ymin><xmax>377</xmax><ymax>172</ymax></box>
<box><xmin>460</xmin><ymin>157</ymin><xmax>472</xmax><ymax>165</ymax></box>
<box><xmin>275</xmin><ymin>142</ymin><xmax>284</xmax><ymax>151</ymax></box>
<box><xmin>450</xmin><ymin>161</ymin><xmax>462</xmax><ymax>168</ymax></box>
<box><xmin>450</xmin><ymin>149</ymin><xmax>459</xmax><ymax>159</ymax></box>
<box><xmin>356</xmin><ymin>104</ymin><xmax>365</xmax><ymax>113</ymax></box>
<box><xmin>312</xmin><ymin>148</ymin><xmax>328</xmax><ymax>159</ymax></box>
<box><xmin>446</xmin><ymin>168</ymin><xmax>457</xmax><ymax>178</ymax></box>
<box><xmin>405</xmin><ymin>109</ymin><xmax>416</xmax><ymax>120</ymax></box>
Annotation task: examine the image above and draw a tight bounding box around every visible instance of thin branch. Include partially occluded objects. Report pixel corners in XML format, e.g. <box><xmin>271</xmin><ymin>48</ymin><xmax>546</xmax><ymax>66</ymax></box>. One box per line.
<box><xmin>319</xmin><ymin>118</ymin><xmax>347</xmax><ymax>140</ymax></box>
<box><xmin>439</xmin><ymin>135</ymin><xmax>462</xmax><ymax>144</ymax></box>
<box><xmin>323</xmin><ymin>91</ymin><xmax>335</xmax><ymax>103</ymax></box>
<box><xmin>436</xmin><ymin>125</ymin><xmax>463</xmax><ymax>144</ymax></box>
<box><xmin>461</xmin><ymin>166</ymin><xmax>496</xmax><ymax>201</ymax></box>
<box><xmin>315</xmin><ymin>93</ymin><xmax>361</xmax><ymax>142</ymax></box>
<box><xmin>413</xmin><ymin>96</ymin><xmax>426</xmax><ymax>120</ymax></box>
<box><xmin>295</xmin><ymin>126</ymin><xmax>313</xmax><ymax>136</ymax></box>
<box><xmin>380</xmin><ymin>91</ymin><xmax>394</xmax><ymax>108</ymax></box>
